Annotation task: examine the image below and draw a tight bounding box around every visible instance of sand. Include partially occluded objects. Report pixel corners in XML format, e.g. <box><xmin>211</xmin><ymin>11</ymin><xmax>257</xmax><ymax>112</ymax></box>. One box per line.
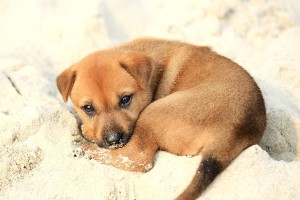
<box><xmin>0</xmin><ymin>0</ymin><xmax>300</xmax><ymax>199</ymax></box>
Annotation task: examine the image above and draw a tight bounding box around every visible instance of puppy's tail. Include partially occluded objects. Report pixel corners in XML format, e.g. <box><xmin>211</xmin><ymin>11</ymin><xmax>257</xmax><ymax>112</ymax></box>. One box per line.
<box><xmin>176</xmin><ymin>138</ymin><xmax>253</xmax><ymax>200</ymax></box>
<box><xmin>176</xmin><ymin>154</ymin><xmax>224</xmax><ymax>200</ymax></box>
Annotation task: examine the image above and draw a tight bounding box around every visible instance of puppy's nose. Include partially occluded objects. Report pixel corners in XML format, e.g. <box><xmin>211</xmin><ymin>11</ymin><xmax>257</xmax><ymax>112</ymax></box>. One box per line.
<box><xmin>105</xmin><ymin>132</ymin><xmax>122</xmax><ymax>145</ymax></box>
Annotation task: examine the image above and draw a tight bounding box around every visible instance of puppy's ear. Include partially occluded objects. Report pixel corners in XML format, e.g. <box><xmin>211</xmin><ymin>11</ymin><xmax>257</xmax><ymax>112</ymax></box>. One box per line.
<box><xmin>56</xmin><ymin>65</ymin><xmax>77</xmax><ymax>102</ymax></box>
<box><xmin>120</xmin><ymin>53</ymin><xmax>152</xmax><ymax>89</ymax></box>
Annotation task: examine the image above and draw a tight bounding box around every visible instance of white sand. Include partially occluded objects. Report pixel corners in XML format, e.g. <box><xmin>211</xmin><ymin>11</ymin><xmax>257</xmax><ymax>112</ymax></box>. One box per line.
<box><xmin>1</xmin><ymin>0</ymin><xmax>300</xmax><ymax>199</ymax></box>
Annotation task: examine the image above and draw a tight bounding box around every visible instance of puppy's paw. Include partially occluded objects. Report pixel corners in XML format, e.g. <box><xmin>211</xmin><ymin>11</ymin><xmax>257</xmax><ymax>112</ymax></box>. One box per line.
<box><xmin>81</xmin><ymin>144</ymin><xmax>111</xmax><ymax>162</ymax></box>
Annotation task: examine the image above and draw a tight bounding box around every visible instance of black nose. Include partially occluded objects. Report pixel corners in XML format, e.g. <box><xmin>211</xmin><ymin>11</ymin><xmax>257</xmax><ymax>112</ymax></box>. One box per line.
<box><xmin>105</xmin><ymin>132</ymin><xmax>122</xmax><ymax>145</ymax></box>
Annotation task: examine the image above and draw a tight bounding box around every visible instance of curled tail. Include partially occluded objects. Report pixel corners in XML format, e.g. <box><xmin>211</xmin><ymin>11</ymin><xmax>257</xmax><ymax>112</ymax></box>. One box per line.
<box><xmin>176</xmin><ymin>155</ymin><xmax>224</xmax><ymax>200</ymax></box>
<box><xmin>176</xmin><ymin>134</ymin><xmax>258</xmax><ymax>200</ymax></box>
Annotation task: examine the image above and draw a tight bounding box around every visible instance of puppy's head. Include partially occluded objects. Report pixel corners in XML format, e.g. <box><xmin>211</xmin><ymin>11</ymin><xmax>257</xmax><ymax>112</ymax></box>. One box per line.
<box><xmin>56</xmin><ymin>50</ymin><xmax>153</xmax><ymax>149</ymax></box>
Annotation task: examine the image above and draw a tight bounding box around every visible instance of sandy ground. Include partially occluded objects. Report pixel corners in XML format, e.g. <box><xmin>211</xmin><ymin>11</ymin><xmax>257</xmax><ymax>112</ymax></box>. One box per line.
<box><xmin>1</xmin><ymin>0</ymin><xmax>300</xmax><ymax>199</ymax></box>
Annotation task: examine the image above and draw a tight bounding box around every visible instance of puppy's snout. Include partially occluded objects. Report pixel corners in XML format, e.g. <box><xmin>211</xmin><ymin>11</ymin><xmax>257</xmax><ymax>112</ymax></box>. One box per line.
<box><xmin>105</xmin><ymin>132</ymin><xmax>122</xmax><ymax>145</ymax></box>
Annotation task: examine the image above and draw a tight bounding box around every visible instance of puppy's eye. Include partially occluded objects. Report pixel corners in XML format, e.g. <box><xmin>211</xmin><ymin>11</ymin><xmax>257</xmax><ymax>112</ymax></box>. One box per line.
<box><xmin>82</xmin><ymin>105</ymin><xmax>96</xmax><ymax>115</ymax></box>
<box><xmin>119</xmin><ymin>95</ymin><xmax>133</xmax><ymax>108</ymax></box>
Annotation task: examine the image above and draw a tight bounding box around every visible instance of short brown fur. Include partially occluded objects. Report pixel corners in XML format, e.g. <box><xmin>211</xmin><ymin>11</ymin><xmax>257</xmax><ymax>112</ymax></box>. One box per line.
<box><xmin>56</xmin><ymin>38</ymin><xmax>266</xmax><ymax>199</ymax></box>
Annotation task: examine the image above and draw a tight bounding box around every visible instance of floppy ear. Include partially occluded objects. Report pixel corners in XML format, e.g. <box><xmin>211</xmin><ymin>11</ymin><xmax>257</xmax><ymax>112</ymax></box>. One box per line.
<box><xmin>119</xmin><ymin>53</ymin><xmax>153</xmax><ymax>89</ymax></box>
<box><xmin>56</xmin><ymin>65</ymin><xmax>77</xmax><ymax>102</ymax></box>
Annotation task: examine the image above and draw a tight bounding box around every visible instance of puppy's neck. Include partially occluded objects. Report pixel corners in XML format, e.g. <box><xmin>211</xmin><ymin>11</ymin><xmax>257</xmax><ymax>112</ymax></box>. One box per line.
<box><xmin>149</xmin><ymin>62</ymin><xmax>164</xmax><ymax>101</ymax></box>
<box><xmin>152</xmin><ymin>47</ymin><xmax>191</xmax><ymax>100</ymax></box>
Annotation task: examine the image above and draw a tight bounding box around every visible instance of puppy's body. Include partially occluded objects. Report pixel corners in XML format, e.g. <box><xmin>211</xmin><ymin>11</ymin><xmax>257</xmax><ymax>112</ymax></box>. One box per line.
<box><xmin>57</xmin><ymin>38</ymin><xmax>266</xmax><ymax>199</ymax></box>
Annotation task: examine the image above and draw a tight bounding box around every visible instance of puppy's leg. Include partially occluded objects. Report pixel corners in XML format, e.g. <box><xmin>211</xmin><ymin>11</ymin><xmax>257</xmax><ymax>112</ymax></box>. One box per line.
<box><xmin>83</xmin><ymin>125</ymin><xmax>159</xmax><ymax>172</ymax></box>
<box><xmin>131</xmin><ymin>88</ymin><xmax>265</xmax><ymax>199</ymax></box>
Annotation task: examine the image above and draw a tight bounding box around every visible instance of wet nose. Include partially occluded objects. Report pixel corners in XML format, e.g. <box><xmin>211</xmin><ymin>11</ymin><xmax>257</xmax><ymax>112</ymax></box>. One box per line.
<box><xmin>105</xmin><ymin>132</ymin><xmax>122</xmax><ymax>145</ymax></box>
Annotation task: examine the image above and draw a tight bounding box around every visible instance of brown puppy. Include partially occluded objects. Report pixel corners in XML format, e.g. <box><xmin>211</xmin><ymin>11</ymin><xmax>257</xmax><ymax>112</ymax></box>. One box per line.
<box><xmin>57</xmin><ymin>38</ymin><xmax>266</xmax><ymax>199</ymax></box>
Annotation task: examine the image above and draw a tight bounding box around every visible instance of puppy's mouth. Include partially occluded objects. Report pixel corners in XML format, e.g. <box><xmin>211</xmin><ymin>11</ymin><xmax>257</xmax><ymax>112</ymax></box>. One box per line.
<box><xmin>101</xmin><ymin>138</ymin><xmax>127</xmax><ymax>150</ymax></box>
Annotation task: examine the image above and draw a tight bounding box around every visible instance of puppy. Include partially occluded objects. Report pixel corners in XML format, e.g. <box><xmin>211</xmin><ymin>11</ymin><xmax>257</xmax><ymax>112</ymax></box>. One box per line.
<box><xmin>56</xmin><ymin>38</ymin><xmax>266</xmax><ymax>200</ymax></box>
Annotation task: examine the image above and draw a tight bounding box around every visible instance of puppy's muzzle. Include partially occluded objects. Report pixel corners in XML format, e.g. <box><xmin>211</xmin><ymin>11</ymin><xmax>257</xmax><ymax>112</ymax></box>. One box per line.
<box><xmin>101</xmin><ymin>131</ymin><xmax>131</xmax><ymax>149</ymax></box>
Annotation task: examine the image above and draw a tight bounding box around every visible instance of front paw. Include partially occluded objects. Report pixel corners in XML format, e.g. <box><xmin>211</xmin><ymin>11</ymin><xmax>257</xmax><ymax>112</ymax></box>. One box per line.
<box><xmin>81</xmin><ymin>144</ymin><xmax>112</xmax><ymax>162</ymax></box>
